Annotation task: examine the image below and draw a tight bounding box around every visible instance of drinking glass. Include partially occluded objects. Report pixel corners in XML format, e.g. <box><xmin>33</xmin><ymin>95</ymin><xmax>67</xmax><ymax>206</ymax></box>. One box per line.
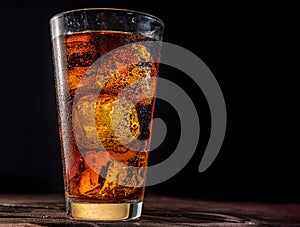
<box><xmin>50</xmin><ymin>8</ymin><xmax>164</xmax><ymax>221</ymax></box>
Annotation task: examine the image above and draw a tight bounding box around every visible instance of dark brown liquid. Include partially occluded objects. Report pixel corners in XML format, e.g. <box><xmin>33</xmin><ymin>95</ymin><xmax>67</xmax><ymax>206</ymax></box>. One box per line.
<box><xmin>54</xmin><ymin>31</ymin><xmax>159</xmax><ymax>203</ymax></box>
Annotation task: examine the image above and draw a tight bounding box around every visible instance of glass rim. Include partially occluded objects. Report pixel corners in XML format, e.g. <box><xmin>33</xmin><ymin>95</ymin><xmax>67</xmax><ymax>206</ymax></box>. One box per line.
<box><xmin>50</xmin><ymin>7</ymin><xmax>164</xmax><ymax>28</ymax></box>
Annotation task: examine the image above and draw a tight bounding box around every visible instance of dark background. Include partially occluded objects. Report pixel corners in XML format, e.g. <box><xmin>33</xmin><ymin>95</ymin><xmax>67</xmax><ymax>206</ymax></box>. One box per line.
<box><xmin>0</xmin><ymin>0</ymin><xmax>298</xmax><ymax>203</ymax></box>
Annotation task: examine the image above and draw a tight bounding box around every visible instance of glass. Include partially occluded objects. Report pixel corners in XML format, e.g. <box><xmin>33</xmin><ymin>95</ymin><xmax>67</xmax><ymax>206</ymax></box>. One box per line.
<box><xmin>49</xmin><ymin>8</ymin><xmax>164</xmax><ymax>221</ymax></box>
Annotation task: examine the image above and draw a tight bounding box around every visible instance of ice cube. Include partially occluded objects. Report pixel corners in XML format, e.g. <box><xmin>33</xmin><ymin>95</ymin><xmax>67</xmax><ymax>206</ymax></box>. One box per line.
<box><xmin>102</xmin><ymin>63</ymin><xmax>157</xmax><ymax>104</ymax></box>
<box><xmin>65</xmin><ymin>33</ymin><xmax>100</xmax><ymax>69</ymax></box>
<box><xmin>85</xmin><ymin>43</ymin><xmax>157</xmax><ymax>97</ymax></box>
<box><xmin>77</xmin><ymin>150</ymin><xmax>110</xmax><ymax>195</ymax></box>
<box><xmin>72</xmin><ymin>94</ymin><xmax>140</xmax><ymax>151</ymax></box>
<box><xmin>97</xmin><ymin>159</ymin><xmax>145</xmax><ymax>197</ymax></box>
<box><xmin>117</xmin><ymin>63</ymin><xmax>157</xmax><ymax>105</ymax></box>
<box><xmin>76</xmin><ymin>149</ymin><xmax>147</xmax><ymax>197</ymax></box>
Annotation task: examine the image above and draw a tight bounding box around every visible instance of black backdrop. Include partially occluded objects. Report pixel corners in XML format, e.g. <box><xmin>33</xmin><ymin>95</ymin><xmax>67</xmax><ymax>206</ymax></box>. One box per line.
<box><xmin>0</xmin><ymin>0</ymin><xmax>298</xmax><ymax>203</ymax></box>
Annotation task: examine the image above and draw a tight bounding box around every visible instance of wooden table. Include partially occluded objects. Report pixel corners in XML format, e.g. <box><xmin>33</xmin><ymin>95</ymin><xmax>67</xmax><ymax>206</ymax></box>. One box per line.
<box><xmin>0</xmin><ymin>194</ymin><xmax>299</xmax><ymax>226</ymax></box>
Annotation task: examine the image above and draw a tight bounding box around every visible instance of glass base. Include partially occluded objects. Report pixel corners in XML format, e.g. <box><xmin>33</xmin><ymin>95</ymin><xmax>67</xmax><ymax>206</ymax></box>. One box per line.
<box><xmin>67</xmin><ymin>199</ymin><xmax>143</xmax><ymax>221</ymax></box>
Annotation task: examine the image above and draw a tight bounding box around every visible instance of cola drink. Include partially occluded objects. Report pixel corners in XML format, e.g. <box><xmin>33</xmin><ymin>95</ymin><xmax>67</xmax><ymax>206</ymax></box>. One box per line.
<box><xmin>54</xmin><ymin>31</ymin><xmax>159</xmax><ymax>206</ymax></box>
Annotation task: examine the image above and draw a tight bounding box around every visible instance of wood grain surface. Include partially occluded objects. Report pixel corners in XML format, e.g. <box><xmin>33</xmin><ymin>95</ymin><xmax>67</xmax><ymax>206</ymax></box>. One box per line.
<box><xmin>0</xmin><ymin>194</ymin><xmax>299</xmax><ymax>226</ymax></box>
